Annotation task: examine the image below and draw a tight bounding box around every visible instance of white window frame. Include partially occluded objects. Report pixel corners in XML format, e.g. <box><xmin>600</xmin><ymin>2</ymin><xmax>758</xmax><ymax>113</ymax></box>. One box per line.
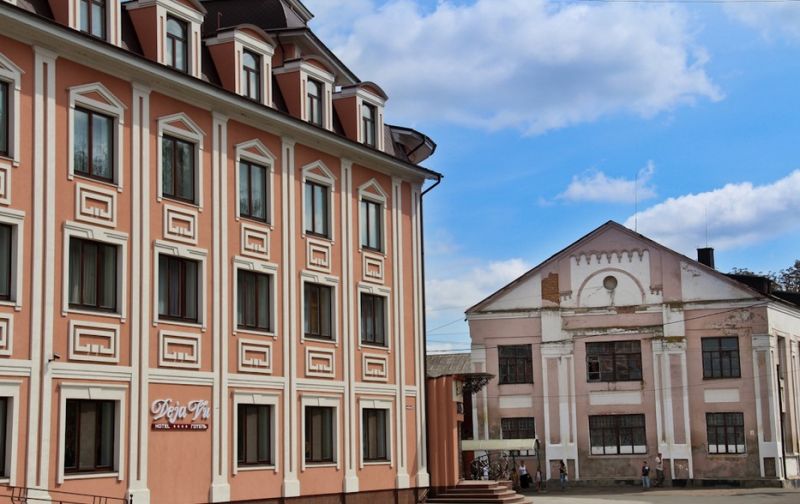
<box><xmin>357</xmin><ymin>178</ymin><xmax>388</xmax><ymax>254</ymax></box>
<box><xmin>301</xmin><ymin>395</ymin><xmax>340</xmax><ymax>470</ymax></box>
<box><xmin>232</xmin><ymin>391</ymin><xmax>279</xmax><ymax>474</ymax></box>
<box><xmin>153</xmin><ymin>239</ymin><xmax>208</xmax><ymax>330</ymax></box>
<box><xmin>0</xmin><ymin>207</ymin><xmax>24</xmax><ymax>311</ymax></box>
<box><xmin>70</xmin><ymin>0</ymin><xmax>123</xmax><ymax>46</ymax></box>
<box><xmin>300</xmin><ymin>271</ymin><xmax>339</xmax><ymax>345</ymax></box>
<box><xmin>205</xmin><ymin>30</ymin><xmax>274</xmax><ymax>105</ymax></box>
<box><xmin>234</xmin><ymin>139</ymin><xmax>276</xmax><ymax>225</ymax></box>
<box><xmin>301</xmin><ymin>160</ymin><xmax>336</xmax><ymax>241</ymax></box>
<box><xmin>156</xmin><ymin>113</ymin><xmax>205</xmax><ymax>209</ymax></box>
<box><xmin>0</xmin><ymin>52</ymin><xmax>23</xmax><ymax>165</ymax></box>
<box><xmin>232</xmin><ymin>256</ymin><xmax>278</xmax><ymax>337</ymax></box>
<box><xmin>275</xmin><ymin>60</ymin><xmax>334</xmax><ymax>130</ymax></box>
<box><xmin>358</xmin><ymin>283</ymin><xmax>391</xmax><ymax>352</ymax></box>
<box><xmin>67</xmin><ymin>83</ymin><xmax>126</xmax><ymax>190</ymax></box>
<box><xmin>334</xmin><ymin>85</ymin><xmax>386</xmax><ymax>151</ymax></box>
<box><xmin>62</xmin><ymin>221</ymin><xmax>128</xmax><ymax>321</ymax></box>
<box><xmin>0</xmin><ymin>380</ymin><xmax>21</xmax><ymax>484</ymax></box>
<box><xmin>358</xmin><ymin>398</ymin><xmax>393</xmax><ymax>468</ymax></box>
<box><xmin>57</xmin><ymin>383</ymin><xmax>126</xmax><ymax>483</ymax></box>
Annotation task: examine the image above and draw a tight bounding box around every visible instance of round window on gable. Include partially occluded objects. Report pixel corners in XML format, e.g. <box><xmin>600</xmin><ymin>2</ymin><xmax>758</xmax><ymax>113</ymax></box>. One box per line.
<box><xmin>603</xmin><ymin>275</ymin><xmax>618</xmax><ymax>291</ymax></box>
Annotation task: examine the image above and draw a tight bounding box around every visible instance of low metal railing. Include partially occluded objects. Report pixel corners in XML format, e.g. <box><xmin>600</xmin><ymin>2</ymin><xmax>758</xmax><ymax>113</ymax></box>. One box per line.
<box><xmin>0</xmin><ymin>485</ymin><xmax>129</xmax><ymax>504</ymax></box>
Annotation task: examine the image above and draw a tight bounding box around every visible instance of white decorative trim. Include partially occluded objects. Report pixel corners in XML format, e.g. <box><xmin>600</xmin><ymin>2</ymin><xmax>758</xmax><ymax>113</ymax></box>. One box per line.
<box><xmin>300</xmin><ymin>271</ymin><xmax>339</xmax><ymax>344</ymax></box>
<box><xmin>238</xmin><ymin>338</ymin><xmax>273</xmax><ymax>374</ymax></box>
<box><xmin>49</xmin><ymin>363</ymin><xmax>132</xmax><ymax>381</ymax></box>
<box><xmin>206</xmin><ymin>30</ymin><xmax>274</xmax><ymax>106</ymax></box>
<box><xmin>232</xmin><ymin>256</ymin><xmax>278</xmax><ymax>337</ymax></box>
<box><xmin>703</xmin><ymin>388</ymin><xmax>741</xmax><ymax>404</ymax></box>
<box><xmin>0</xmin><ymin>207</ymin><xmax>23</xmax><ymax>311</ymax></box>
<box><xmin>75</xmin><ymin>183</ymin><xmax>117</xmax><ymax>227</ymax></box>
<box><xmin>68</xmin><ymin>320</ymin><xmax>120</xmax><ymax>363</ymax></box>
<box><xmin>68</xmin><ymin>0</ymin><xmax>123</xmax><ymax>46</ymax></box>
<box><xmin>153</xmin><ymin>240</ymin><xmax>208</xmax><ymax>330</ymax></box>
<box><xmin>0</xmin><ymin>160</ymin><xmax>12</xmax><ymax>205</ymax></box>
<box><xmin>57</xmin><ymin>383</ymin><xmax>127</xmax><ymax>484</ymax></box>
<box><xmin>158</xmin><ymin>330</ymin><xmax>201</xmax><ymax>369</ymax></box>
<box><xmin>274</xmin><ymin>60</ymin><xmax>335</xmax><ymax>130</ymax></box>
<box><xmin>232</xmin><ymin>391</ymin><xmax>280</xmax><ymax>474</ymax></box>
<box><xmin>358</xmin><ymin>282</ymin><xmax>392</xmax><ymax>352</ymax></box>
<box><xmin>156</xmin><ymin>112</ymin><xmax>205</xmax><ymax>208</ymax></box>
<box><xmin>306</xmin><ymin>238</ymin><xmax>331</xmax><ymax>272</ymax></box>
<box><xmin>163</xmin><ymin>204</ymin><xmax>198</xmax><ymax>244</ymax></box>
<box><xmin>0</xmin><ymin>314</ymin><xmax>11</xmax><ymax>356</ymax></box>
<box><xmin>0</xmin><ymin>51</ymin><xmax>23</xmax><ymax>165</ymax></box>
<box><xmin>362</xmin><ymin>253</ymin><xmax>384</xmax><ymax>284</ymax></box>
<box><xmin>234</xmin><ymin>139</ymin><xmax>276</xmax><ymax>224</ymax></box>
<box><xmin>362</xmin><ymin>353</ymin><xmax>388</xmax><ymax>382</ymax></box>
<box><xmin>357</xmin><ymin>178</ymin><xmax>388</xmax><ymax>254</ymax></box>
<box><xmin>305</xmin><ymin>347</ymin><xmax>335</xmax><ymax>378</ymax></box>
<box><xmin>0</xmin><ymin>380</ymin><xmax>21</xmax><ymax>483</ymax></box>
<box><xmin>334</xmin><ymin>86</ymin><xmax>387</xmax><ymax>151</ymax></box>
<box><xmin>301</xmin><ymin>160</ymin><xmax>336</xmax><ymax>241</ymax></box>
<box><xmin>241</xmin><ymin>223</ymin><xmax>270</xmax><ymax>260</ymax></box>
<box><xmin>67</xmin><ymin>82</ymin><xmax>126</xmax><ymax>190</ymax></box>
<box><xmin>588</xmin><ymin>390</ymin><xmax>642</xmax><ymax>406</ymax></box>
<box><xmin>148</xmin><ymin>368</ymin><xmax>214</xmax><ymax>385</ymax></box>
<box><xmin>358</xmin><ymin>398</ymin><xmax>393</xmax><ymax>468</ymax></box>
<box><xmin>61</xmin><ymin>221</ymin><xmax>128</xmax><ymax>320</ymax></box>
<box><xmin>300</xmin><ymin>395</ymin><xmax>341</xmax><ymax>471</ymax></box>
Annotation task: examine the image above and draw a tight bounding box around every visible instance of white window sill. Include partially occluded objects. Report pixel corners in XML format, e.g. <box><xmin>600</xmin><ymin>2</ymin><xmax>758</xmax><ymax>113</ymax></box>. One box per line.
<box><xmin>69</xmin><ymin>173</ymin><xmax>121</xmax><ymax>192</ymax></box>
<box><xmin>303</xmin><ymin>462</ymin><xmax>337</xmax><ymax>470</ymax></box>
<box><xmin>0</xmin><ymin>300</ymin><xmax>21</xmax><ymax>311</ymax></box>
<box><xmin>234</xmin><ymin>328</ymin><xmax>276</xmax><ymax>338</ymax></box>
<box><xmin>155</xmin><ymin>319</ymin><xmax>204</xmax><ymax>331</ymax></box>
<box><xmin>302</xmin><ymin>336</ymin><xmax>338</xmax><ymax>346</ymax></box>
<box><xmin>63</xmin><ymin>471</ymin><xmax>119</xmax><ymax>481</ymax></box>
<box><xmin>157</xmin><ymin>195</ymin><xmax>202</xmax><ymax>212</ymax></box>
<box><xmin>360</xmin><ymin>342</ymin><xmax>390</xmax><ymax>352</ymax></box>
<box><xmin>236</xmin><ymin>464</ymin><xmax>276</xmax><ymax>473</ymax></box>
<box><xmin>63</xmin><ymin>308</ymin><xmax>124</xmax><ymax>321</ymax></box>
<box><xmin>0</xmin><ymin>154</ymin><xmax>20</xmax><ymax>167</ymax></box>
<box><xmin>363</xmin><ymin>460</ymin><xmax>392</xmax><ymax>466</ymax></box>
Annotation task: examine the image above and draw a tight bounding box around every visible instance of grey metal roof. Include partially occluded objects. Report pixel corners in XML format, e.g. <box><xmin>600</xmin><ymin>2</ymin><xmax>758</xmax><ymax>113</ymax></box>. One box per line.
<box><xmin>426</xmin><ymin>353</ymin><xmax>472</xmax><ymax>378</ymax></box>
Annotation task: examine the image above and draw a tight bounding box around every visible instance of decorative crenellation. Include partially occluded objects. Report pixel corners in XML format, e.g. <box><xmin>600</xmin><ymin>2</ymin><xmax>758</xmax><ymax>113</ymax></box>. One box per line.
<box><xmin>307</xmin><ymin>238</ymin><xmax>331</xmax><ymax>272</ymax></box>
<box><xmin>363</xmin><ymin>253</ymin><xmax>384</xmax><ymax>284</ymax></box>
<box><xmin>163</xmin><ymin>205</ymin><xmax>198</xmax><ymax>244</ymax></box>
<box><xmin>573</xmin><ymin>249</ymin><xmax>648</xmax><ymax>266</ymax></box>
<box><xmin>362</xmin><ymin>353</ymin><xmax>388</xmax><ymax>382</ymax></box>
<box><xmin>241</xmin><ymin>223</ymin><xmax>270</xmax><ymax>260</ymax></box>
<box><xmin>75</xmin><ymin>183</ymin><xmax>117</xmax><ymax>227</ymax></box>
<box><xmin>0</xmin><ymin>314</ymin><xmax>12</xmax><ymax>356</ymax></box>
<box><xmin>68</xmin><ymin>320</ymin><xmax>120</xmax><ymax>363</ymax></box>
<box><xmin>305</xmin><ymin>347</ymin><xmax>335</xmax><ymax>378</ymax></box>
<box><xmin>238</xmin><ymin>339</ymin><xmax>273</xmax><ymax>374</ymax></box>
<box><xmin>158</xmin><ymin>330</ymin><xmax>201</xmax><ymax>369</ymax></box>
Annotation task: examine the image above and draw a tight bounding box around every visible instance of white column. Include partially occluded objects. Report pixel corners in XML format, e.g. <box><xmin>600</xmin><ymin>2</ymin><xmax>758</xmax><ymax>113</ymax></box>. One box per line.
<box><xmin>540</xmin><ymin>338</ymin><xmax>576</xmax><ymax>480</ymax></box>
<box><xmin>411</xmin><ymin>185</ymin><xmax>429</xmax><ymax>486</ymax></box>
<box><xmin>392</xmin><ymin>177</ymin><xmax>409</xmax><ymax>488</ymax></box>
<box><xmin>753</xmin><ymin>334</ymin><xmax>783</xmax><ymax>478</ymax></box>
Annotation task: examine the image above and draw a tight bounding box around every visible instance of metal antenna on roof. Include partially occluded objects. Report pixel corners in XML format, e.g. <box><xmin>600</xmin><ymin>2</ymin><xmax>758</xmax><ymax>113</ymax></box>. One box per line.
<box><xmin>217</xmin><ymin>12</ymin><xmax>222</xmax><ymax>31</ymax></box>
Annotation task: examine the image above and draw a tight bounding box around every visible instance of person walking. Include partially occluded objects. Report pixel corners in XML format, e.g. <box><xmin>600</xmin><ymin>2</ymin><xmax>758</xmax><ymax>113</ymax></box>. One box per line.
<box><xmin>559</xmin><ymin>460</ymin><xmax>567</xmax><ymax>491</ymax></box>
<box><xmin>655</xmin><ymin>453</ymin><xmax>664</xmax><ymax>487</ymax></box>
<box><xmin>641</xmin><ymin>460</ymin><xmax>651</xmax><ymax>490</ymax></box>
<box><xmin>535</xmin><ymin>466</ymin><xmax>543</xmax><ymax>492</ymax></box>
<box><xmin>519</xmin><ymin>461</ymin><xmax>530</xmax><ymax>489</ymax></box>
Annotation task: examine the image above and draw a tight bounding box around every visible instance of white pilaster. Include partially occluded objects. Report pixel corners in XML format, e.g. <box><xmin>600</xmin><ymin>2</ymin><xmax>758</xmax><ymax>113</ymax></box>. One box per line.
<box><xmin>411</xmin><ymin>185</ymin><xmax>429</xmax><ymax>486</ymax></box>
<box><xmin>753</xmin><ymin>334</ymin><xmax>783</xmax><ymax>478</ymax></box>
<box><xmin>392</xmin><ymin>177</ymin><xmax>409</xmax><ymax>488</ymax></box>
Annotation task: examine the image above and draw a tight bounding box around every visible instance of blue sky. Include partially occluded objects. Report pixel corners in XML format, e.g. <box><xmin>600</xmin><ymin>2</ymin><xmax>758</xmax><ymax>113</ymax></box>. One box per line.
<box><xmin>305</xmin><ymin>0</ymin><xmax>800</xmax><ymax>352</ymax></box>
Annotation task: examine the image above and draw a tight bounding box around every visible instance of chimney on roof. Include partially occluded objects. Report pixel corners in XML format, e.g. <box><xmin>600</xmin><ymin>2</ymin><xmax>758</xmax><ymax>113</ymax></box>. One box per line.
<box><xmin>697</xmin><ymin>247</ymin><xmax>715</xmax><ymax>269</ymax></box>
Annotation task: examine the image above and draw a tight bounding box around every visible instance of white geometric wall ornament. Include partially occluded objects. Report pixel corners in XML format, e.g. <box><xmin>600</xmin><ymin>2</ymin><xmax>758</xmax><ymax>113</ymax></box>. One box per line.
<box><xmin>307</xmin><ymin>238</ymin><xmax>331</xmax><ymax>272</ymax></box>
<box><xmin>163</xmin><ymin>204</ymin><xmax>198</xmax><ymax>244</ymax></box>
<box><xmin>241</xmin><ymin>223</ymin><xmax>270</xmax><ymax>260</ymax></box>
<box><xmin>0</xmin><ymin>161</ymin><xmax>11</xmax><ymax>205</ymax></box>
<box><xmin>158</xmin><ymin>330</ymin><xmax>201</xmax><ymax>369</ymax></box>
<box><xmin>363</xmin><ymin>253</ymin><xmax>384</xmax><ymax>284</ymax></box>
<box><xmin>68</xmin><ymin>320</ymin><xmax>120</xmax><ymax>363</ymax></box>
<box><xmin>306</xmin><ymin>347</ymin><xmax>335</xmax><ymax>378</ymax></box>
<box><xmin>75</xmin><ymin>183</ymin><xmax>117</xmax><ymax>227</ymax></box>
<box><xmin>362</xmin><ymin>353</ymin><xmax>388</xmax><ymax>382</ymax></box>
<box><xmin>238</xmin><ymin>338</ymin><xmax>273</xmax><ymax>374</ymax></box>
<box><xmin>0</xmin><ymin>313</ymin><xmax>13</xmax><ymax>356</ymax></box>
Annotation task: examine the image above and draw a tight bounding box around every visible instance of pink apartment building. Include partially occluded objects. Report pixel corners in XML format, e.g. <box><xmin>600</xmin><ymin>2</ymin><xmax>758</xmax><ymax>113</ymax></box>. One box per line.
<box><xmin>467</xmin><ymin>221</ymin><xmax>800</xmax><ymax>485</ymax></box>
<box><xmin>0</xmin><ymin>0</ymin><xmax>440</xmax><ymax>502</ymax></box>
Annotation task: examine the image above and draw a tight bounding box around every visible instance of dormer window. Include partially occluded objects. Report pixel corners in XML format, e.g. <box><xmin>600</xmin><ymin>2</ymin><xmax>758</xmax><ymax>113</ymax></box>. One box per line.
<box><xmin>242</xmin><ymin>50</ymin><xmax>261</xmax><ymax>102</ymax></box>
<box><xmin>166</xmin><ymin>16</ymin><xmax>188</xmax><ymax>72</ymax></box>
<box><xmin>307</xmin><ymin>78</ymin><xmax>323</xmax><ymax>127</ymax></box>
<box><xmin>80</xmin><ymin>0</ymin><xmax>106</xmax><ymax>39</ymax></box>
<box><xmin>362</xmin><ymin>103</ymin><xmax>376</xmax><ymax>147</ymax></box>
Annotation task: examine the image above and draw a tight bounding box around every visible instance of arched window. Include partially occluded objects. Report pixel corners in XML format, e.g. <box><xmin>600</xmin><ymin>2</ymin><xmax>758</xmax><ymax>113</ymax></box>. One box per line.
<box><xmin>166</xmin><ymin>17</ymin><xmax>188</xmax><ymax>72</ymax></box>
<box><xmin>306</xmin><ymin>78</ymin><xmax>323</xmax><ymax>126</ymax></box>
<box><xmin>241</xmin><ymin>50</ymin><xmax>261</xmax><ymax>102</ymax></box>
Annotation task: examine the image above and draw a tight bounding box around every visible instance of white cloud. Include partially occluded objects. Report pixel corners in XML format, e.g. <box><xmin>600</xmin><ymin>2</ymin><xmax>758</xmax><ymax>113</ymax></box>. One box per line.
<box><xmin>725</xmin><ymin>4</ymin><xmax>800</xmax><ymax>42</ymax></box>
<box><xmin>558</xmin><ymin>161</ymin><xmax>656</xmax><ymax>204</ymax></box>
<box><xmin>426</xmin><ymin>258</ymin><xmax>531</xmax><ymax>314</ymax></box>
<box><xmin>306</xmin><ymin>0</ymin><xmax>720</xmax><ymax>134</ymax></box>
<box><xmin>624</xmin><ymin>170</ymin><xmax>800</xmax><ymax>254</ymax></box>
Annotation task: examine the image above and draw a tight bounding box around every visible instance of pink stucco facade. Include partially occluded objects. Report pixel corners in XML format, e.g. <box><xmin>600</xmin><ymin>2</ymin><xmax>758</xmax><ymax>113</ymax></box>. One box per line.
<box><xmin>0</xmin><ymin>1</ymin><xmax>437</xmax><ymax>502</ymax></box>
<box><xmin>468</xmin><ymin>222</ymin><xmax>800</xmax><ymax>484</ymax></box>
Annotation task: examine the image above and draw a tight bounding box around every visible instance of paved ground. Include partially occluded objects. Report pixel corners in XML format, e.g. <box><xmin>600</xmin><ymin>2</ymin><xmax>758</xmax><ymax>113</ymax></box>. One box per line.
<box><xmin>520</xmin><ymin>486</ymin><xmax>800</xmax><ymax>504</ymax></box>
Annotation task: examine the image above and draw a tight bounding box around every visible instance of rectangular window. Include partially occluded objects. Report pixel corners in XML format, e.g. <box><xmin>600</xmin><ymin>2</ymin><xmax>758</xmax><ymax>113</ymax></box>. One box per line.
<box><xmin>237</xmin><ymin>404</ymin><xmax>272</xmax><ymax>466</ymax></box>
<box><xmin>306</xmin><ymin>78</ymin><xmax>323</xmax><ymax>126</ymax></box>
<box><xmin>501</xmin><ymin>417</ymin><xmax>535</xmax><ymax>439</ymax></box>
<box><xmin>362</xmin><ymin>102</ymin><xmax>376</xmax><ymax>147</ymax></box>
<box><xmin>158</xmin><ymin>255</ymin><xmax>199</xmax><ymax>322</ymax></box>
<box><xmin>162</xmin><ymin>135</ymin><xmax>195</xmax><ymax>203</ymax></box>
<box><xmin>304</xmin><ymin>181</ymin><xmax>329</xmax><ymax>238</ymax></box>
<box><xmin>237</xmin><ymin>270</ymin><xmax>271</xmax><ymax>332</ymax></box>
<box><xmin>702</xmin><ymin>337</ymin><xmax>741</xmax><ymax>379</ymax></box>
<box><xmin>79</xmin><ymin>0</ymin><xmax>106</xmax><ymax>39</ymax></box>
<box><xmin>362</xmin><ymin>408</ymin><xmax>388</xmax><ymax>462</ymax></box>
<box><xmin>0</xmin><ymin>397</ymin><xmax>7</xmax><ymax>477</ymax></box>
<box><xmin>360</xmin><ymin>293</ymin><xmax>386</xmax><ymax>346</ymax></box>
<box><xmin>166</xmin><ymin>16</ymin><xmax>188</xmax><ymax>72</ymax></box>
<box><xmin>68</xmin><ymin>238</ymin><xmax>117</xmax><ymax>312</ymax></box>
<box><xmin>304</xmin><ymin>282</ymin><xmax>332</xmax><ymax>340</ymax></box>
<box><xmin>498</xmin><ymin>344</ymin><xmax>533</xmax><ymax>384</ymax></box>
<box><xmin>586</xmin><ymin>340</ymin><xmax>642</xmax><ymax>382</ymax></box>
<box><xmin>589</xmin><ymin>414</ymin><xmax>646</xmax><ymax>455</ymax></box>
<box><xmin>241</xmin><ymin>50</ymin><xmax>261</xmax><ymax>102</ymax></box>
<box><xmin>305</xmin><ymin>406</ymin><xmax>334</xmax><ymax>463</ymax></box>
<box><xmin>64</xmin><ymin>399</ymin><xmax>115</xmax><ymax>474</ymax></box>
<box><xmin>360</xmin><ymin>199</ymin><xmax>382</xmax><ymax>251</ymax></box>
<box><xmin>706</xmin><ymin>412</ymin><xmax>745</xmax><ymax>454</ymax></box>
<box><xmin>0</xmin><ymin>224</ymin><xmax>11</xmax><ymax>301</ymax></box>
<box><xmin>239</xmin><ymin>160</ymin><xmax>267</xmax><ymax>221</ymax></box>
<box><xmin>74</xmin><ymin>108</ymin><xmax>114</xmax><ymax>182</ymax></box>
<box><xmin>0</xmin><ymin>81</ymin><xmax>8</xmax><ymax>157</ymax></box>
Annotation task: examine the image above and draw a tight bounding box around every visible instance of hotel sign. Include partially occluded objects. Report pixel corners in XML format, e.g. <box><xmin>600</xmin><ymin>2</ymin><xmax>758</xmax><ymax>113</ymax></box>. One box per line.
<box><xmin>150</xmin><ymin>398</ymin><xmax>210</xmax><ymax>431</ymax></box>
